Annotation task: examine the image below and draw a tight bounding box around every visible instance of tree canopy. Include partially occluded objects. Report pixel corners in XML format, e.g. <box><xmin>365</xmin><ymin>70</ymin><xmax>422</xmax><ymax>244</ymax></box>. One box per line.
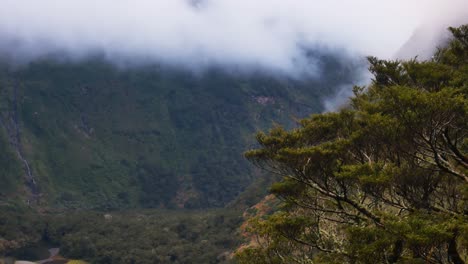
<box><xmin>236</xmin><ymin>25</ymin><xmax>468</xmax><ymax>264</ymax></box>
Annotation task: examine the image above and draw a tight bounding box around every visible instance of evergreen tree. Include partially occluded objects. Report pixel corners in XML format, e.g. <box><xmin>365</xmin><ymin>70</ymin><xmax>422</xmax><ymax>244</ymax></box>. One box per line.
<box><xmin>236</xmin><ymin>25</ymin><xmax>468</xmax><ymax>264</ymax></box>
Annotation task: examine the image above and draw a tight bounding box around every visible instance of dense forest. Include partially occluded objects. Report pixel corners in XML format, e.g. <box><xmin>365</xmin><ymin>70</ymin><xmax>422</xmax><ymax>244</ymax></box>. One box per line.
<box><xmin>0</xmin><ymin>205</ymin><xmax>242</xmax><ymax>263</ymax></box>
<box><xmin>0</xmin><ymin>51</ymin><xmax>358</xmax><ymax>209</ymax></box>
<box><xmin>0</xmin><ymin>19</ymin><xmax>466</xmax><ymax>264</ymax></box>
<box><xmin>236</xmin><ymin>25</ymin><xmax>468</xmax><ymax>263</ymax></box>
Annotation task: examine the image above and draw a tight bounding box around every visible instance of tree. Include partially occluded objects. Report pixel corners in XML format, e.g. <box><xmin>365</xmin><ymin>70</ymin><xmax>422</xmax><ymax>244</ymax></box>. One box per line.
<box><xmin>236</xmin><ymin>25</ymin><xmax>468</xmax><ymax>264</ymax></box>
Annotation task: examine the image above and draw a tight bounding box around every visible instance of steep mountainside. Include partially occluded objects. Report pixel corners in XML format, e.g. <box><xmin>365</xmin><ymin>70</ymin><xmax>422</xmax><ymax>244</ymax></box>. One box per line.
<box><xmin>0</xmin><ymin>53</ymin><xmax>360</xmax><ymax>209</ymax></box>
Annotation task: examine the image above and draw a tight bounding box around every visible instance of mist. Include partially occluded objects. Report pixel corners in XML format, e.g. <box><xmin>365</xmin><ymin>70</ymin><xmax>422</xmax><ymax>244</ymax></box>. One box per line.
<box><xmin>395</xmin><ymin>1</ymin><xmax>468</xmax><ymax>60</ymax></box>
<box><xmin>1</xmin><ymin>0</ymin><xmax>467</xmax><ymax>75</ymax></box>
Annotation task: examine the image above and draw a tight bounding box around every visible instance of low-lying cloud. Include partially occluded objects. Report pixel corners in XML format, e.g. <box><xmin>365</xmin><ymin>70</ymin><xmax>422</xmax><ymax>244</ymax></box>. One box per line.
<box><xmin>1</xmin><ymin>0</ymin><xmax>467</xmax><ymax>74</ymax></box>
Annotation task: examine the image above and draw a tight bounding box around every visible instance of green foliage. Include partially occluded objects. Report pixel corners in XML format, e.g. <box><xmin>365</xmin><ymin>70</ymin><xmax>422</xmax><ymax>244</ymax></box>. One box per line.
<box><xmin>0</xmin><ymin>131</ymin><xmax>22</xmax><ymax>196</ymax></box>
<box><xmin>0</xmin><ymin>51</ymin><xmax>358</xmax><ymax>209</ymax></box>
<box><xmin>237</xmin><ymin>25</ymin><xmax>468</xmax><ymax>264</ymax></box>
<box><xmin>46</xmin><ymin>209</ymin><xmax>243</xmax><ymax>264</ymax></box>
<box><xmin>0</xmin><ymin>204</ymin><xmax>45</xmax><ymax>256</ymax></box>
<box><xmin>0</xmin><ymin>207</ymin><xmax>243</xmax><ymax>263</ymax></box>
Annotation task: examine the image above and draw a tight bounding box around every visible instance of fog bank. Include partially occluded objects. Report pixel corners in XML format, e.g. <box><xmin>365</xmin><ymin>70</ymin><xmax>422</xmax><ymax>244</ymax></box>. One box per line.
<box><xmin>1</xmin><ymin>0</ymin><xmax>467</xmax><ymax>74</ymax></box>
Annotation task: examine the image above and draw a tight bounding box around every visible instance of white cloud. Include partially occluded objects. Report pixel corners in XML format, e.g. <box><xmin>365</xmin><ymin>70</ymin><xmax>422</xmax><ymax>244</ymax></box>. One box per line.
<box><xmin>0</xmin><ymin>0</ymin><xmax>466</xmax><ymax>73</ymax></box>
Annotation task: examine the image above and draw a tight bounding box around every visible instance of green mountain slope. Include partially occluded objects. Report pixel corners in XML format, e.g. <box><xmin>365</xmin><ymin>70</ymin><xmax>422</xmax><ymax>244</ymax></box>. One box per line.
<box><xmin>0</xmin><ymin>54</ymin><xmax>359</xmax><ymax>209</ymax></box>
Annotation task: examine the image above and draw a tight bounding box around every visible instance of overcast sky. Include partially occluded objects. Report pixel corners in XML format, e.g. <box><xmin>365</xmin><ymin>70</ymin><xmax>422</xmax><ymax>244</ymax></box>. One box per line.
<box><xmin>1</xmin><ymin>0</ymin><xmax>467</xmax><ymax>73</ymax></box>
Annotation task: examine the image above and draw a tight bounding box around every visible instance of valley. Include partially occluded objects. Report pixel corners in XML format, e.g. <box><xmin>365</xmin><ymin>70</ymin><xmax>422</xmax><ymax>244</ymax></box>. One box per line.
<box><xmin>0</xmin><ymin>51</ymin><xmax>360</xmax><ymax>263</ymax></box>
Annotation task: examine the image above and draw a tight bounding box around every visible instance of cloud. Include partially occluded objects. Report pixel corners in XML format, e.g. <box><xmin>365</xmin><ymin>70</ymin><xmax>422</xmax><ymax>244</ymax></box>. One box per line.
<box><xmin>0</xmin><ymin>0</ymin><xmax>467</xmax><ymax>73</ymax></box>
<box><xmin>395</xmin><ymin>1</ymin><xmax>468</xmax><ymax>60</ymax></box>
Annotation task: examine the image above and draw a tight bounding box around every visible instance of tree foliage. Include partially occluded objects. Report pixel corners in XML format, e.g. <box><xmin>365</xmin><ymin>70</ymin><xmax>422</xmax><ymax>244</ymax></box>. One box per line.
<box><xmin>236</xmin><ymin>25</ymin><xmax>468</xmax><ymax>264</ymax></box>
<box><xmin>0</xmin><ymin>207</ymin><xmax>242</xmax><ymax>263</ymax></box>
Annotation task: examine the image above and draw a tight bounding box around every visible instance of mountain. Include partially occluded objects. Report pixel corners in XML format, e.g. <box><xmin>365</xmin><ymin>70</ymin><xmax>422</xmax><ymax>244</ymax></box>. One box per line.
<box><xmin>0</xmin><ymin>51</ymin><xmax>361</xmax><ymax>210</ymax></box>
<box><xmin>395</xmin><ymin>17</ymin><xmax>468</xmax><ymax>60</ymax></box>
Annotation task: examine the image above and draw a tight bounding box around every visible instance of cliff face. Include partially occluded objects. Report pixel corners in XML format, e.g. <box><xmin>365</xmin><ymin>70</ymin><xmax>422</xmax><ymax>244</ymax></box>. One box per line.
<box><xmin>0</xmin><ymin>54</ymin><xmax>359</xmax><ymax>209</ymax></box>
